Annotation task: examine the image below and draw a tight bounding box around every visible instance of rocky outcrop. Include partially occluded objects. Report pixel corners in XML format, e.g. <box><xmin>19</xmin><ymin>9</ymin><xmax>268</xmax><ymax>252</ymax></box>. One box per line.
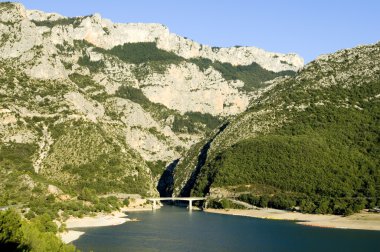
<box><xmin>1</xmin><ymin>3</ymin><xmax>303</xmax><ymax>73</ymax></box>
<box><xmin>140</xmin><ymin>63</ymin><xmax>250</xmax><ymax>116</ymax></box>
<box><xmin>0</xmin><ymin>2</ymin><xmax>303</xmax><ymax>117</ymax></box>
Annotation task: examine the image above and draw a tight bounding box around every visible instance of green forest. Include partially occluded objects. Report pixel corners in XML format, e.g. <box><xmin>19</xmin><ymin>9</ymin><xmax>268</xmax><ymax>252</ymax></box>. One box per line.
<box><xmin>192</xmin><ymin>79</ymin><xmax>380</xmax><ymax>215</ymax></box>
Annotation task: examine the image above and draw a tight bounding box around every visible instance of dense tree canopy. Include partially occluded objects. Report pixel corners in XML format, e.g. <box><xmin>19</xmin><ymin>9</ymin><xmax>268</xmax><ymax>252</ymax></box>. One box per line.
<box><xmin>192</xmin><ymin>78</ymin><xmax>380</xmax><ymax>215</ymax></box>
<box><xmin>0</xmin><ymin>209</ymin><xmax>77</xmax><ymax>251</ymax></box>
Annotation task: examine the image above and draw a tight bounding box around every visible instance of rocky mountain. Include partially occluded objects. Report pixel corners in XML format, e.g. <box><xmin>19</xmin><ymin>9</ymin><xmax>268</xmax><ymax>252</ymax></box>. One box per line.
<box><xmin>173</xmin><ymin>42</ymin><xmax>380</xmax><ymax>214</ymax></box>
<box><xmin>0</xmin><ymin>2</ymin><xmax>303</xmax><ymax>201</ymax></box>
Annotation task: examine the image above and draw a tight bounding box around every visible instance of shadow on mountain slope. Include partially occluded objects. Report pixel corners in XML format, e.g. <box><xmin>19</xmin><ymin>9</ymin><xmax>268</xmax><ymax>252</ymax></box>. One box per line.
<box><xmin>179</xmin><ymin>122</ymin><xmax>229</xmax><ymax>197</ymax></box>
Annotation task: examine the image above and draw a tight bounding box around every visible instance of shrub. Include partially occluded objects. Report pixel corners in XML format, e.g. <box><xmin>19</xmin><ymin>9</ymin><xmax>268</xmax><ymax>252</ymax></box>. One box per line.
<box><xmin>123</xmin><ymin>198</ymin><xmax>130</xmax><ymax>207</ymax></box>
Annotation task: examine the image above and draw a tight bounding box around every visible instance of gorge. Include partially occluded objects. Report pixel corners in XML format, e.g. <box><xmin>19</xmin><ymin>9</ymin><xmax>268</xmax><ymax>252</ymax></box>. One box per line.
<box><xmin>0</xmin><ymin>2</ymin><xmax>379</xmax><ymax>251</ymax></box>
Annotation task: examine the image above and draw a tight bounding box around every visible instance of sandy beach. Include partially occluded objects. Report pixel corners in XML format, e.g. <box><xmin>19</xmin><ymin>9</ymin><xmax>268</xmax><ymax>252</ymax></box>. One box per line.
<box><xmin>60</xmin><ymin>200</ymin><xmax>156</xmax><ymax>244</ymax></box>
<box><xmin>60</xmin><ymin>231</ymin><xmax>86</xmax><ymax>244</ymax></box>
<box><xmin>60</xmin><ymin>211</ymin><xmax>130</xmax><ymax>244</ymax></box>
<box><xmin>205</xmin><ymin>208</ymin><xmax>380</xmax><ymax>231</ymax></box>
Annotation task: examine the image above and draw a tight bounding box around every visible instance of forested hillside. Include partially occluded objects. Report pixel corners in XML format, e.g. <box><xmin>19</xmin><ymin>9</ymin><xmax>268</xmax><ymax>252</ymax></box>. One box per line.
<box><xmin>175</xmin><ymin>42</ymin><xmax>380</xmax><ymax>215</ymax></box>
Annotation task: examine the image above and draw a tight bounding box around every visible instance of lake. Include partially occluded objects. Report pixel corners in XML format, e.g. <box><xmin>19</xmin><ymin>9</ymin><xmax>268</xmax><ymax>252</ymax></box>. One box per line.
<box><xmin>73</xmin><ymin>206</ymin><xmax>380</xmax><ymax>252</ymax></box>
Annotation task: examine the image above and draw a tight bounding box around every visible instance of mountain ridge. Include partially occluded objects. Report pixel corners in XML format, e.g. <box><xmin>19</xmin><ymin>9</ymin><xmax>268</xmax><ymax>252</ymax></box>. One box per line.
<box><xmin>1</xmin><ymin>2</ymin><xmax>303</xmax><ymax>74</ymax></box>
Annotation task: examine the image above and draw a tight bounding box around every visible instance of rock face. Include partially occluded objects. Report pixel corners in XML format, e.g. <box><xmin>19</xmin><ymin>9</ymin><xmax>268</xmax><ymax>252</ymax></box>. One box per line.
<box><xmin>0</xmin><ymin>2</ymin><xmax>304</xmax><ymax>196</ymax></box>
<box><xmin>140</xmin><ymin>63</ymin><xmax>250</xmax><ymax>116</ymax></box>
<box><xmin>21</xmin><ymin>6</ymin><xmax>304</xmax><ymax>72</ymax></box>
<box><xmin>0</xmin><ymin>2</ymin><xmax>303</xmax><ymax>116</ymax></box>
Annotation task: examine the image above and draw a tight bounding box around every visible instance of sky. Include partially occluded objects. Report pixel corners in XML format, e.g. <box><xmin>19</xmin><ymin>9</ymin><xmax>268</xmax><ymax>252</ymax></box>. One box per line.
<box><xmin>5</xmin><ymin>0</ymin><xmax>380</xmax><ymax>63</ymax></box>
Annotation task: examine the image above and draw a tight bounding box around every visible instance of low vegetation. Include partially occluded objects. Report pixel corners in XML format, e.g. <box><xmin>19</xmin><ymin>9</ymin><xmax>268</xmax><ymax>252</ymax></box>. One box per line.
<box><xmin>207</xmin><ymin>198</ymin><xmax>246</xmax><ymax>210</ymax></box>
<box><xmin>44</xmin><ymin>120</ymin><xmax>152</xmax><ymax>195</ymax></box>
<box><xmin>31</xmin><ymin>17</ymin><xmax>82</xmax><ymax>28</ymax></box>
<box><xmin>190</xmin><ymin>58</ymin><xmax>295</xmax><ymax>91</ymax></box>
<box><xmin>104</xmin><ymin>42</ymin><xmax>183</xmax><ymax>65</ymax></box>
<box><xmin>95</xmin><ymin>42</ymin><xmax>184</xmax><ymax>74</ymax></box>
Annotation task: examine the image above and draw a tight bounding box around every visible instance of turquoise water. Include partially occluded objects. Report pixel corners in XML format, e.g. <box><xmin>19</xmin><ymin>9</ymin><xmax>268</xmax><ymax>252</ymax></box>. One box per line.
<box><xmin>74</xmin><ymin>206</ymin><xmax>380</xmax><ymax>252</ymax></box>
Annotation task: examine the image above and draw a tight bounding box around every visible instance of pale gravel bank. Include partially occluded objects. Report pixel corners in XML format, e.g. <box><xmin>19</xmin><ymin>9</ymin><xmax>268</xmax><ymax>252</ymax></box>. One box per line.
<box><xmin>60</xmin><ymin>211</ymin><xmax>129</xmax><ymax>244</ymax></box>
<box><xmin>60</xmin><ymin>204</ymin><xmax>156</xmax><ymax>244</ymax></box>
<box><xmin>204</xmin><ymin>208</ymin><xmax>380</xmax><ymax>231</ymax></box>
<box><xmin>60</xmin><ymin>231</ymin><xmax>85</xmax><ymax>244</ymax></box>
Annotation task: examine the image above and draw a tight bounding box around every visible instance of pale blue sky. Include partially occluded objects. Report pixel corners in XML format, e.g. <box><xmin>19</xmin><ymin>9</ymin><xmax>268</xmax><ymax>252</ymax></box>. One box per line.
<box><xmin>5</xmin><ymin>0</ymin><xmax>380</xmax><ymax>62</ymax></box>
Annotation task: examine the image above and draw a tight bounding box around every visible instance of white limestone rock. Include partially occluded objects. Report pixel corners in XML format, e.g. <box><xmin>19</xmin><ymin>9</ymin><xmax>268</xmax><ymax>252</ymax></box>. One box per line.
<box><xmin>26</xmin><ymin>9</ymin><xmax>64</xmax><ymax>21</ymax></box>
<box><xmin>140</xmin><ymin>63</ymin><xmax>250</xmax><ymax>116</ymax></box>
<box><xmin>1</xmin><ymin>3</ymin><xmax>303</xmax><ymax>73</ymax></box>
<box><xmin>108</xmin><ymin>98</ymin><xmax>194</xmax><ymax>161</ymax></box>
<box><xmin>64</xmin><ymin>92</ymin><xmax>105</xmax><ymax>122</ymax></box>
<box><xmin>0</xmin><ymin>2</ymin><xmax>26</xmax><ymax>23</ymax></box>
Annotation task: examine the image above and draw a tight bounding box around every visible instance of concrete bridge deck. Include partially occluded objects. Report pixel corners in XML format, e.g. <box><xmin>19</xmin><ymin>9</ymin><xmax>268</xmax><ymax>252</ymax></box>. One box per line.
<box><xmin>146</xmin><ymin>197</ymin><xmax>206</xmax><ymax>210</ymax></box>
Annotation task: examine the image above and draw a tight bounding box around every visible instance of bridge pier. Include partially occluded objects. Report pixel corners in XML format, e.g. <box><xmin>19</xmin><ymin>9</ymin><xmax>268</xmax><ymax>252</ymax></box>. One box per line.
<box><xmin>147</xmin><ymin>197</ymin><xmax>206</xmax><ymax>211</ymax></box>
<box><xmin>152</xmin><ymin>200</ymin><xmax>157</xmax><ymax>210</ymax></box>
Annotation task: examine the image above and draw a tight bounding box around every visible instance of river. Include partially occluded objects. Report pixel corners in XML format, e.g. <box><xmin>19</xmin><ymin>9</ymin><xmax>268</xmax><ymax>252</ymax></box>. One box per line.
<box><xmin>73</xmin><ymin>206</ymin><xmax>380</xmax><ymax>252</ymax></box>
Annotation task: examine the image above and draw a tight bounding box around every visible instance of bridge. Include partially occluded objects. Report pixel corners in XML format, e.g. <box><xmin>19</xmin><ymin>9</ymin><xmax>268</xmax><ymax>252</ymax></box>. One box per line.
<box><xmin>147</xmin><ymin>197</ymin><xmax>206</xmax><ymax>211</ymax></box>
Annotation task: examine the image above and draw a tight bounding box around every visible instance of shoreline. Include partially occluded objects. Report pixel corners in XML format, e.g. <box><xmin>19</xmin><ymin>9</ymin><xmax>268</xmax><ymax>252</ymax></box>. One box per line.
<box><xmin>60</xmin><ymin>206</ymin><xmax>154</xmax><ymax>244</ymax></box>
<box><xmin>204</xmin><ymin>208</ymin><xmax>380</xmax><ymax>231</ymax></box>
<box><xmin>60</xmin><ymin>205</ymin><xmax>380</xmax><ymax>244</ymax></box>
